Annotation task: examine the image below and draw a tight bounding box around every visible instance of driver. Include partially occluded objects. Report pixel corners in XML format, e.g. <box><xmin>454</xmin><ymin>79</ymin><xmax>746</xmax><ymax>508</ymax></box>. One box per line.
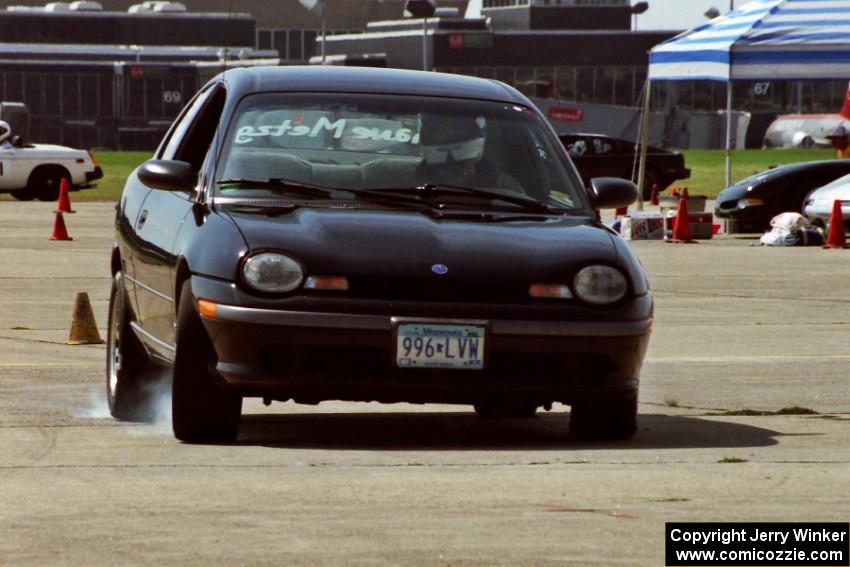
<box><xmin>416</xmin><ymin>114</ymin><xmax>521</xmax><ymax>192</ymax></box>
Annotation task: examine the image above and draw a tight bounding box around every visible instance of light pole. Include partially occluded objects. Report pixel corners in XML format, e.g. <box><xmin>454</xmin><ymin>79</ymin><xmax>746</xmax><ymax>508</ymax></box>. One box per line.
<box><xmin>705</xmin><ymin>1</ymin><xmax>735</xmax><ymax>19</ymax></box>
<box><xmin>406</xmin><ymin>0</ymin><xmax>436</xmax><ymax>71</ymax></box>
<box><xmin>630</xmin><ymin>1</ymin><xmax>648</xmax><ymax>31</ymax></box>
<box><xmin>299</xmin><ymin>0</ymin><xmax>326</xmax><ymax>63</ymax></box>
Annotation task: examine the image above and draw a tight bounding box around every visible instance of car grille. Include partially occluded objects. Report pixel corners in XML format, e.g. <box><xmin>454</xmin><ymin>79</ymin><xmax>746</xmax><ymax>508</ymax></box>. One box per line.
<box><xmin>346</xmin><ymin>276</ymin><xmax>531</xmax><ymax>303</ymax></box>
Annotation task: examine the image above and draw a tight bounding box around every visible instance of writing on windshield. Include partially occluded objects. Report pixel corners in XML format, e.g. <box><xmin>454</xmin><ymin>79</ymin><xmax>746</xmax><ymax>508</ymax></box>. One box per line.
<box><xmin>235</xmin><ymin>117</ymin><xmax>420</xmax><ymax>146</ymax></box>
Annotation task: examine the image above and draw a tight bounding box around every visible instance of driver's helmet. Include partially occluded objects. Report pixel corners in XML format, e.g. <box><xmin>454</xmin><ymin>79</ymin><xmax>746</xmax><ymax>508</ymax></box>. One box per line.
<box><xmin>419</xmin><ymin>114</ymin><xmax>484</xmax><ymax>165</ymax></box>
<box><xmin>0</xmin><ymin>121</ymin><xmax>10</xmax><ymax>144</ymax></box>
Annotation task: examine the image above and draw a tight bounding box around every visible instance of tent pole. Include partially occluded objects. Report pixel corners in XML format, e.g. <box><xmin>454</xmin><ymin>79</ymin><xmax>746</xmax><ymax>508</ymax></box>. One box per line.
<box><xmin>725</xmin><ymin>82</ymin><xmax>732</xmax><ymax>188</ymax></box>
<box><xmin>636</xmin><ymin>80</ymin><xmax>651</xmax><ymax>212</ymax></box>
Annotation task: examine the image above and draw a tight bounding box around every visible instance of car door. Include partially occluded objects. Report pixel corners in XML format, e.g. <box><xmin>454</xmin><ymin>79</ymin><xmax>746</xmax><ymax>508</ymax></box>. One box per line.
<box><xmin>0</xmin><ymin>146</ymin><xmax>14</xmax><ymax>189</ymax></box>
<box><xmin>130</xmin><ymin>83</ymin><xmax>226</xmax><ymax>358</ymax></box>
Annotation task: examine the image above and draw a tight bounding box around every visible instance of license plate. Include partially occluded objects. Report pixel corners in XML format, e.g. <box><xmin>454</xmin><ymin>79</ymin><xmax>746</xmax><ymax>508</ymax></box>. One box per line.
<box><xmin>395</xmin><ymin>323</ymin><xmax>485</xmax><ymax>370</ymax></box>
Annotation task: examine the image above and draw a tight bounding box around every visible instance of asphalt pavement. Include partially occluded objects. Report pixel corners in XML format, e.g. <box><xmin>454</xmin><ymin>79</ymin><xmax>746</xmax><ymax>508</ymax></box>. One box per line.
<box><xmin>0</xmin><ymin>201</ymin><xmax>847</xmax><ymax>566</ymax></box>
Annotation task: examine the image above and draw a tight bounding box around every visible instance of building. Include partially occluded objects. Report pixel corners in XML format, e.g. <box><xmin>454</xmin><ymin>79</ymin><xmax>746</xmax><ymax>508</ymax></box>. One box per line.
<box><xmin>0</xmin><ymin>0</ymin><xmax>429</xmax><ymax>148</ymax></box>
<box><xmin>1</xmin><ymin>0</ymin><xmax>847</xmax><ymax>150</ymax></box>
<box><xmin>320</xmin><ymin>1</ymin><xmax>850</xmax><ymax>147</ymax></box>
<box><xmin>321</xmin><ymin>1</ymin><xmax>671</xmax><ymax>111</ymax></box>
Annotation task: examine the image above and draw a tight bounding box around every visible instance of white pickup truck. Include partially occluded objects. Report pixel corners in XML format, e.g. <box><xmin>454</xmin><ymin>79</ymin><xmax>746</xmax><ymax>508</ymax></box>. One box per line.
<box><xmin>0</xmin><ymin>141</ymin><xmax>103</xmax><ymax>201</ymax></box>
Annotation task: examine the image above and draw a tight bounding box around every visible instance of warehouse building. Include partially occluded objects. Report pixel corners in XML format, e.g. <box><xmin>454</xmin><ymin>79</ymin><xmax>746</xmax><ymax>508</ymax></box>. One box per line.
<box><xmin>1</xmin><ymin>0</ymin><xmax>847</xmax><ymax>150</ymax></box>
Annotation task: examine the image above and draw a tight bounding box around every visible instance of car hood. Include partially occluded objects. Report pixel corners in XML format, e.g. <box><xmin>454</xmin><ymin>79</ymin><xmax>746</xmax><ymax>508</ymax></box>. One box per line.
<box><xmin>221</xmin><ymin>205</ymin><xmax>621</xmax><ymax>283</ymax></box>
<box><xmin>807</xmin><ymin>173</ymin><xmax>850</xmax><ymax>201</ymax></box>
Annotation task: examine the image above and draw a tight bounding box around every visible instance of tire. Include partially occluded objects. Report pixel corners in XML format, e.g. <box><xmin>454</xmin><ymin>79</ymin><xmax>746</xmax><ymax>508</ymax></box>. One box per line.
<box><xmin>569</xmin><ymin>395</ymin><xmax>638</xmax><ymax>441</ymax></box>
<box><xmin>29</xmin><ymin>167</ymin><xmax>68</xmax><ymax>202</ymax></box>
<box><xmin>106</xmin><ymin>272</ymin><xmax>155</xmax><ymax>422</ymax></box>
<box><xmin>172</xmin><ymin>282</ymin><xmax>242</xmax><ymax>443</ymax></box>
<box><xmin>10</xmin><ymin>188</ymin><xmax>36</xmax><ymax>201</ymax></box>
<box><xmin>473</xmin><ymin>401</ymin><xmax>537</xmax><ymax>419</ymax></box>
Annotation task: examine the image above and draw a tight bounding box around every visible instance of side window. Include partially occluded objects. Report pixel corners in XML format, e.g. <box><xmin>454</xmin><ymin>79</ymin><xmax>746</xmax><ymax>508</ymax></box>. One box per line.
<box><xmin>171</xmin><ymin>87</ymin><xmax>226</xmax><ymax>172</ymax></box>
<box><xmin>157</xmin><ymin>84</ymin><xmax>219</xmax><ymax>161</ymax></box>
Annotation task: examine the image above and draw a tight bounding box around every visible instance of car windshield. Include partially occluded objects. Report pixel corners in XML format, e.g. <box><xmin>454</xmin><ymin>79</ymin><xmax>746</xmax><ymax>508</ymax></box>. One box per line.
<box><xmin>216</xmin><ymin>93</ymin><xmax>587</xmax><ymax>211</ymax></box>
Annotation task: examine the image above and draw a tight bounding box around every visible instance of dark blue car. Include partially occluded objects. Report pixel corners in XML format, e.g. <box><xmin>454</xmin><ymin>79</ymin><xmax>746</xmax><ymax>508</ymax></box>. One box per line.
<box><xmin>715</xmin><ymin>160</ymin><xmax>850</xmax><ymax>231</ymax></box>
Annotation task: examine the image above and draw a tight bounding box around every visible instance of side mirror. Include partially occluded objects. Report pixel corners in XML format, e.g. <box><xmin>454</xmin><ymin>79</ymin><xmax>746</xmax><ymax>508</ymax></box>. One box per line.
<box><xmin>11</xmin><ymin>135</ymin><xmax>23</xmax><ymax>148</ymax></box>
<box><xmin>589</xmin><ymin>177</ymin><xmax>638</xmax><ymax>209</ymax></box>
<box><xmin>138</xmin><ymin>159</ymin><xmax>197</xmax><ymax>192</ymax></box>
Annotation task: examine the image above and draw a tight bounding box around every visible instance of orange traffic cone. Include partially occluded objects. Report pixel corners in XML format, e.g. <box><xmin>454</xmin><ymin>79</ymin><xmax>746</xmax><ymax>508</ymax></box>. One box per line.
<box><xmin>823</xmin><ymin>199</ymin><xmax>847</xmax><ymax>249</ymax></box>
<box><xmin>55</xmin><ymin>178</ymin><xmax>75</xmax><ymax>214</ymax></box>
<box><xmin>682</xmin><ymin>186</ymin><xmax>689</xmax><ymax>198</ymax></box>
<box><xmin>667</xmin><ymin>196</ymin><xmax>695</xmax><ymax>244</ymax></box>
<box><xmin>50</xmin><ymin>212</ymin><xmax>73</xmax><ymax>241</ymax></box>
<box><xmin>650</xmin><ymin>183</ymin><xmax>660</xmax><ymax>206</ymax></box>
<box><xmin>671</xmin><ymin>187</ymin><xmax>679</xmax><ymax>197</ymax></box>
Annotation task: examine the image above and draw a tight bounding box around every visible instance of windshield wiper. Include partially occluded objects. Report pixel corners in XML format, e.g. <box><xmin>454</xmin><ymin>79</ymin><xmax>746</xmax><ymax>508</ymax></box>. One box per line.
<box><xmin>364</xmin><ymin>184</ymin><xmax>564</xmax><ymax>214</ymax></box>
<box><xmin>217</xmin><ymin>177</ymin><xmax>430</xmax><ymax>211</ymax></box>
<box><xmin>217</xmin><ymin>177</ymin><xmax>335</xmax><ymax>199</ymax></box>
<box><xmin>430</xmin><ymin>210</ymin><xmax>552</xmax><ymax>222</ymax></box>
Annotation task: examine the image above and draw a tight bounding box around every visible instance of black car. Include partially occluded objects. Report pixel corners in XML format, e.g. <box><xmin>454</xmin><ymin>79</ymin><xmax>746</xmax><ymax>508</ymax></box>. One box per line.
<box><xmin>107</xmin><ymin>66</ymin><xmax>652</xmax><ymax>443</ymax></box>
<box><xmin>558</xmin><ymin>133</ymin><xmax>690</xmax><ymax>198</ymax></box>
<box><xmin>714</xmin><ymin>160</ymin><xmax>850</xmax><ymax>232</ymax></box>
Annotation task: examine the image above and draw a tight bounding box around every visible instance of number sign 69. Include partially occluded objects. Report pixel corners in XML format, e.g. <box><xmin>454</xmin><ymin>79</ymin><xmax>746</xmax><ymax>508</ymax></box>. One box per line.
<box><xmin>163</xmin><ymin>91</ymin><xmax>182</xmax><ymax>104</ymax></box>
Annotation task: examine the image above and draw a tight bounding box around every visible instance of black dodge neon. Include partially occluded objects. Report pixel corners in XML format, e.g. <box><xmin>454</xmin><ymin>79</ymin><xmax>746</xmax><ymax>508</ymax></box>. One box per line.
<box><xmin>107</xmin><ymin>66</ymin><xmax>652</xmax><ymax>443</ymax></box>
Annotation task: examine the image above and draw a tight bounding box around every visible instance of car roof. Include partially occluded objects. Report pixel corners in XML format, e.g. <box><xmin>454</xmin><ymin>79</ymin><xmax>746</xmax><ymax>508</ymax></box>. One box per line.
<box><xmin>217</xmin><ymin>65</ymin><xmax>529</xmax><ymax>106</ymax></box>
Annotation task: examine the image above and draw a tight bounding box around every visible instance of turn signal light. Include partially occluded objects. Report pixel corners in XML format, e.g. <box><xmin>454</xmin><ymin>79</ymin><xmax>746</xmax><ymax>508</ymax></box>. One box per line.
<box><xmin>529</xmin><ymin>283</ymin><xmax>573</xmax><ymax>299</ymax></box>
<box><xmin>304</xmin><ymin>276</ymin><xmax>349</xmax><ymax>291</ymax></box>
<box><xmin>197</xmin><ymin>299</ymin><xmax>218</xmax><ymax>318</ymax></box>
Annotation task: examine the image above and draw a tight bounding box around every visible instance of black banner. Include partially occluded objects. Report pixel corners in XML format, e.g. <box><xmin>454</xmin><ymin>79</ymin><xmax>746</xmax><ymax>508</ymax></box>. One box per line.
<box><xmin>666</xmin><ymin>522</ymin><xmax>849</xmax><ymax>566</ymax></box>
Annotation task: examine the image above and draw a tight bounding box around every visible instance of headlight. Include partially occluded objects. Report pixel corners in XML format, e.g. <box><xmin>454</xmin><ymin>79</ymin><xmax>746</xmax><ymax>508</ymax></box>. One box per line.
<box><xmin>573</xmin><ymin>265</ymin><xmax>627</xmax><ymax>305</ymax></box>
<box><xmin>738</xmin><ymin>197</ymin><xmax>765</xmax><ymax>207</ymax></box>
<box><xmin>242</xmin><ymin>252</ymin><xmax>304</xmax><ymax>293</ymax></box>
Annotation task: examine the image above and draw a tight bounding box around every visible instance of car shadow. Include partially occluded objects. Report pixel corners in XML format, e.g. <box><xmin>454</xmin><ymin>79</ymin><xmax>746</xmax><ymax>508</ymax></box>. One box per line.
<box><xmin>235</xmin><ymin>411</ymin><xmax>787</xmax><ymax>450</ymax></box>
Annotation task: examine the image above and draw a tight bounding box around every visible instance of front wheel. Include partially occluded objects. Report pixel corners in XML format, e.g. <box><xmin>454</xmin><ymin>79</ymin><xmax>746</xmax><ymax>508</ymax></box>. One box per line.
<box><xmin>106</xmin><ymin>272</ymin><xmax>156</xmax><ymax>421</ymax></box>
<box><xmin>172</xmin><ymin>282</ymin><xmax>242</xmax><ymax>443</ymax></box>
<box><xmin>569</xmin><ymin>395</ymin><xmax>638</xmax><ymax>440</ymax></box>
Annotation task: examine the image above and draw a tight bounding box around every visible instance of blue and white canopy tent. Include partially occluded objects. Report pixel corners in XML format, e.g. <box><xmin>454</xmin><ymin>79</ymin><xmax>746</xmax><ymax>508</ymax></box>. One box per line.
<box><xmin>644</xmin><ymin>0</ymin><xmax>850</xmax><ymax>190</ymax></box>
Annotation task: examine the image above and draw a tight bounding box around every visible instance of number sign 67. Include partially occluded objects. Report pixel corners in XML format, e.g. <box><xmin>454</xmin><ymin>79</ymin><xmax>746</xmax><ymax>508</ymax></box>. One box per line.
<box><xmin>753</xmin><ymin>82</ymin><xmax>771</xmax><ymax>96</ymax></box>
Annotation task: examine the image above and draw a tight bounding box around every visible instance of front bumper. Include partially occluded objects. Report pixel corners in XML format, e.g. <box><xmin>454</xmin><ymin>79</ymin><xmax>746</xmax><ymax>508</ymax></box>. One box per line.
<box><xmin>192</xmin><ymin>276</ymin><xmax>652</xmax><ymax>406</ymax></box>
<box><xmin>669</xmin><ymin>167</ymin><xmax>691</xmax><ymax>180</ymax></box>
<box><xmin>714</xmin><ymin>195</ymin><xmax>777</xmax><ymax>225</ymax></box>
<box><xmin>85</xmin><ymin>166</ymin><xmax>104</xmax><ymax>184</ymax></box>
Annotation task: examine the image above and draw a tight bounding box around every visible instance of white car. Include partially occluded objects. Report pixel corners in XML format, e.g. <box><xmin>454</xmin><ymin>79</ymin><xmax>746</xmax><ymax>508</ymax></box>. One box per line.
<box><xmin>0</xmin><ymin>141</ymin><xmax>103</xmax><ymax>201</ymax></box>
<box><xmin>802</xmin><ymin>171</ymin><xmax>850</xmax><ymax>224</ymax></box>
